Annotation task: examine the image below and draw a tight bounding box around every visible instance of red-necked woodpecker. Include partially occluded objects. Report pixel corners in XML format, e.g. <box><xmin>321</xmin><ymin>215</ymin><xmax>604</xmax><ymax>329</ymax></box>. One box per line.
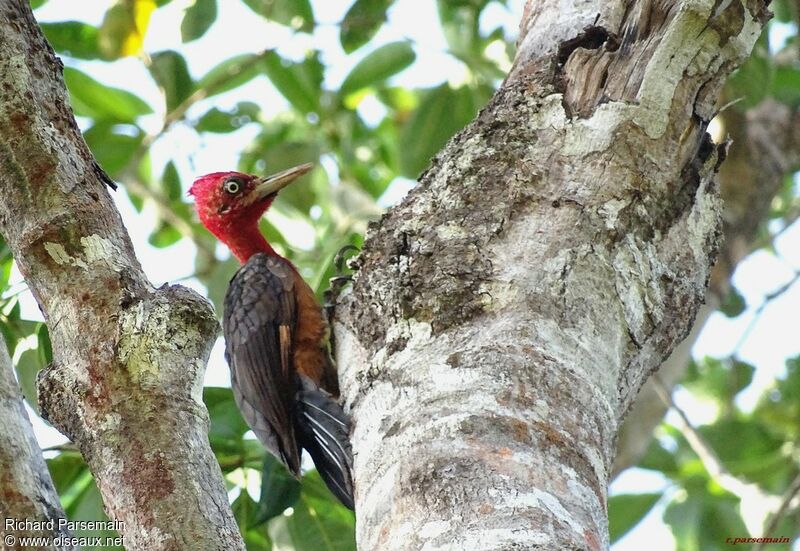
<box><xmin>190</xmin><ymin>164</ymin><xmax>354</xmax><ymax>509</ymax></box>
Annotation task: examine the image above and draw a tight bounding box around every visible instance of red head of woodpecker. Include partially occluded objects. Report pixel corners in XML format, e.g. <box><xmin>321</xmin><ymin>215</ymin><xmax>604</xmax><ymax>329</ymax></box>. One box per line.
<box><xmin>190</xmin><ymin>164</ymin><xmax>312</xmax><ymax>262</ymax></box>
<box><xmin>190</xmin><ymin>164</ymin><xmax>355</xmax><ymax>510</ymax></box>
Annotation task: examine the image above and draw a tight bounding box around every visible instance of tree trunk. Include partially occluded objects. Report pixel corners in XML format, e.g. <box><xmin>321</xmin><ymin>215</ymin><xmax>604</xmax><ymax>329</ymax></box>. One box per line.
<box><xmin>0</xmin><ymin>334</ymin><xmax>75</xmax><ymax>550</ymax></box>
<box><xmin>615</xmin><ymin>99</ymin><xmax>800</xmax><ymax>475</ymax></box>
<box><xmin>334</xmin><ymin>1</ymin><xmax>770</xmax><ymax>549</ymax></box>
<box><xmin>0</xmin><ymin>2</ymin><xmax>243</xmax><ymax>549</ymax></box>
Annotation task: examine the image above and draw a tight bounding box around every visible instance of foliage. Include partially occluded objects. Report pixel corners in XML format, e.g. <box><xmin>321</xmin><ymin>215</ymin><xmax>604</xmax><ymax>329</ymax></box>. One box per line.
<box><xmin>0</xmin><ymin>1</ymin><xmax>797</xmax><ymax>549</ymax></box>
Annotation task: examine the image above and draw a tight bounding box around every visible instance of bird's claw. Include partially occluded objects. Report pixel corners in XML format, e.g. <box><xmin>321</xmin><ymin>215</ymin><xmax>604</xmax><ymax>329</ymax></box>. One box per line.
<box><xmin>324</xmin><ymin>246</ymin><xmax>360</xmax><ymax>343</ymax></box>
<box><xmin>333</xmin><ymin>245</ymin><xmax>360</xmax><ymax>274</ymax></box>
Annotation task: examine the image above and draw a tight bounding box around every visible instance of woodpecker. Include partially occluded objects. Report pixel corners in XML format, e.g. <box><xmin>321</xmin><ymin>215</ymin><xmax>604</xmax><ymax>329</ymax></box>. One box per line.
<box><xmin>190</xmin><ymin>164</ymin><xmax>355</xmax><ymax>509</ymax></box>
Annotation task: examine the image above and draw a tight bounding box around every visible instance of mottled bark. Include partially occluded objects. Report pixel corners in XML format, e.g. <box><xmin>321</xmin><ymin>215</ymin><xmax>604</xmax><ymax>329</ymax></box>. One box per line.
<box><xmin>0</xmin><ymin>2</ymin><xmax>243</xmax><ymax>549</ymax></box>
<box><xmin>615</xmin><ymin>99</ymin><xmax>800</xmax><ymax>475</ymax></box>
<box><xmin>334</xmin><ymin>1</ymin><xmax>770</xmax><ymax>549</ymax></box>
<box><xmin>0</xmin><ymin>334</ymin><xmax>74</xmax><ymax>550</ymax></box>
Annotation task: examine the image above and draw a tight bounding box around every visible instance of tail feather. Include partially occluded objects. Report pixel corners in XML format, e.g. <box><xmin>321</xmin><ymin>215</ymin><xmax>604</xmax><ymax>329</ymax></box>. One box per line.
<box><xmin>294</xmin><ymin>377</ymin><xmax>355</xmax><ymax>510</ymax></box>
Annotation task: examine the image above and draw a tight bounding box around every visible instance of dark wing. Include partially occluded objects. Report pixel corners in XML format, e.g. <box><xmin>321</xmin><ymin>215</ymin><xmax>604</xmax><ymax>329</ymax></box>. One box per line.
<box><xmin>223</xmin><ymin>253</ymin><xmax>301</xmax><ymax>474</ymax></box>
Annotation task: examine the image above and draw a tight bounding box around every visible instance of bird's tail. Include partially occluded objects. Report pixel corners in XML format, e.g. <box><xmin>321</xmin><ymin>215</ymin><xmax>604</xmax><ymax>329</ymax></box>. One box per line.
<box><xmin>294</xmin><ymin>376</ymin><xmax>355</xmax><ymax>510</ymax></box>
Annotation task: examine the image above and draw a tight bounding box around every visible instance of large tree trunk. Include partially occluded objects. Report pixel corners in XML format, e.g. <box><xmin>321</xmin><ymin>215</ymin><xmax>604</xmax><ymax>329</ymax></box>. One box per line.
<box><xmin>0</xmin><ymin>2</ymin><xmax>243</xmax><ymax>549</ymax></box>
<box><xmin>334</xmin><ymin>1</ymin><xmax>770</xmax><ymax>549</ymax></box>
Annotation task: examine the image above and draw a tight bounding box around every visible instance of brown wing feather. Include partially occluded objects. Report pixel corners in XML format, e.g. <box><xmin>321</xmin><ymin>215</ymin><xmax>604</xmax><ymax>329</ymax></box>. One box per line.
<box><xmin>223</xmin><ymin>253</ymin><xmax>301</xmax><ymax>474</ymax></box>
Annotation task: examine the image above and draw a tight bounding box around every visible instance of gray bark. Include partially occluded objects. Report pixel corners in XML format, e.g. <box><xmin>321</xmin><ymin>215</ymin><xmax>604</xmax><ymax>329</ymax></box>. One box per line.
<box><xmin>614</xmin><ymin>99</ymin><xmax>800</xmax><ymax>475</ymax></box>
<box><xmin>0</xmin><ymin>1</ymin><xmax>243</xmax><ymax>549</ymax></box>
<box><xmin>0</xmin><ymin>334</ymin><xmax>74</xmax><ymax>550</ymax></box>
<box><xmin>334</xmin><ymin>1</ymin><xmax>770</xmax><ymax>549</ymax></box>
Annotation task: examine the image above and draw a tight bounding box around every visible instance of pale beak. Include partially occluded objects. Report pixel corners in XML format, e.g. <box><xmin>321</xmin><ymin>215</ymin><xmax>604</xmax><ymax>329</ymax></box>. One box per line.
<box><xmin>252</xmin><ymin>163</ymin><xmax>313</xmax><ymax>200</ymax></box>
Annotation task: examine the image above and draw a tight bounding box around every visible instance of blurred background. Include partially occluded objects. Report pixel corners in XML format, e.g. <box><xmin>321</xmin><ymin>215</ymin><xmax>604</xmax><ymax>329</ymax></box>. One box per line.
<box><xmin>2</xmin><ymin>0</ymin><xmax>799</xmax><ymax>549</ymax></box>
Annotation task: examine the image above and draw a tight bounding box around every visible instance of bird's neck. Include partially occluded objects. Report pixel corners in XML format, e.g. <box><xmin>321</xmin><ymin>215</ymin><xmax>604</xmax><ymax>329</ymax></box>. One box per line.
<box><xmin>224</xmin><ymin>224</ymin><xmax>279</xmax><ymax>264</ymax></box>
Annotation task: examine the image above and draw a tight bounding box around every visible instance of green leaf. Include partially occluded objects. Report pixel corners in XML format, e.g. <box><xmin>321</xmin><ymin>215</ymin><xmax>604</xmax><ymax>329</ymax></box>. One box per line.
<box><xmin>683</xmin><ymin>357</ymin><xmax>754</xmax><ymax>406</ymax></box>
<box><xmin>638</xmin><ymin>438</ymin><xmax>679</xmax><ymax>475</ymax></box>
<box><xmin>64</xmin><ymin>68</ymin><xmax>153</xmax><ymax>123</ymax></box>
<box><xmin>376</xmin><ymin>85</ymin><xmax>418</xmax><ymax>112</ymax></box>
<box><xmin>772</xmin><ymin>0</ymin><xmax>792</xmax><ymax>21</ymax></box>
<box><xmin>0</xmin><ymin>300</ymin><xmax>38</xmax><ymax>358</ymax></box>
<box><xmin>234</xmin><ymin>491</ymin><xmax>273</xmax><ymax>549</ymax></box>
<box><xmin>608</xmin><ymin>493</ymin><xmax>661</xmax><ymax>543</ymax></box>
<box><xmin>148</xmin><ymin>222</ymin><xmax>182</xmax><ymax>248</ymax></box>
<box><xmin>771</xmin><ymin>66</ymin><xmax>800</xmax><ymax>108</ymax></box>
<box><xmin>161</xmin><ymin>161</ymin><xmax>182</xmax><ymax>200</ymax></box>
<box><xmin>399</xmin><ymin>84</ymin><xmax>478</xmax><ymax>178</ymax></box>
<box><xmin>199</xmin><ymin>258</ymin><xmax>240</xmax><ymax>314</ymax></box>
<box><xmin>268</xmin><ymin>471</ymin><xmax>356</xmax><ymax>550</ymax></box>
<box><xmin>727</xmin><ymin>46</ymin><xmax>772</xmax><ymax>109</ymax></box>
<box><xmin>699</xmin><ymin>418</ymin><xmax>783</xmax><ymax>481</ymax></box>
<box><xmin>339</xmin><ymin>41</ymin><xmax>415</xmax><ymax>96</ymax></box>
<box><xmin>83</xmin><ymin>122</ymin><xmax>144</xmax><ymax>177</ymax></box>
<box><xmin>37</xmin><ymin>323</ymin><xmax>52</xmax><ymax>366</ymax></box>
<box><xmin>181</xmin><ymin>0</ymin><xmax>216</xmax><ymax>42</ymax></box>
<box><xmin>204</xmin><ymin>386</ymin><xmax>251</xmax><ymax>454</ymax></box>
<box><xmin>664</xmin><ymin>494</ymin><xmax>703</xmax><ymax>551</ymax></box>
<box><xmin>49</xmin><ymin>453</ymin><xmax>123</xmax><ymax>550</ymax></box>
<box><xmin>40</xmin><ymin>22</ymin><xmax>102</xmax><ymax>59</ymax></box>
<box><xmin>196</xmin><ymin>102</ymin><xmax>260</xmax><ymax>133</ymax></box>
<box><xmin>47</xmin><ymin>452</ymin><xmax>92</xmax><ymax>503</ymax></box>
<box><xmin>243</xmin><ymin>528</ymin><xmax>273</xmax><ymax>551</ymax></box>
<box><xmin>437</xmin><ymin>0</ymin><xmax>490</xmax><ymax>56</ymax></box>
<box><xmin>30</xmin><ymin>0</ymin><xmax>48</xmax><ymax>9</ymax></box>
<box><xmin>233</xmin><ymin>490</ymin><xmax>260</xmax><ymax>527</ymax></box>
<box><xmin>196</xmin><ymin>108</ymin><xmax>238</xmax><ymax>133</ymax></box>
<box><xmin>340</xmin><ymin>0</ymin><xmax>395</xmax><ymax>53</ymax></box>
<box><xmin>149</xmin><ymin>50</ymin><xmax>194</xmax><ymax>113</ymax></box>
<box><xmin>15</xmin><ymin>348</ymin><xmax>42</xmax><ymax>413</ymax></box>
<box><xmin>0</xmin><ymin>238</ymin><xmax>13</xmax><ymax>292</ymax></box>
<box><xmin>719</xmin><ymin>287</ymin><xmax>746</xmax><ymax>318</ymax></box>
<box><xmin>241</xmin><ymin>0</ymin><xmax>314</xmax><ymax>32</ymax></box>
<box><xmin>128</xmin><ymin>154</ymin><xmax>151</xmax><ymax>212</ymax></box>
<box><xmin>197</xmin><ymin>54</ymin><xmax>263</xmax><ymax>98</ymax></box>
<box><xmin>256</xmin><ymin>455</ymin><xmax>301</xmax><ymax>523</ymax></box>
<box><xmin>262</xmin><ymin>51</ymin><xmax>323</xmax><ymax>114</ymax></box>
<box><xmin>666</xmin><ymin>491</ymin><xmax>750</xmax><ymax>551</ymax></box>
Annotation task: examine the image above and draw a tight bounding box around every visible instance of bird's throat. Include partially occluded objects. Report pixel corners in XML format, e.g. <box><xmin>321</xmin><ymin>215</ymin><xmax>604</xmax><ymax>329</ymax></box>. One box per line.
<box><xmin>224</xmin><ymin>224</ymin><xmax>278</xmax><ymax>264</ymax></box>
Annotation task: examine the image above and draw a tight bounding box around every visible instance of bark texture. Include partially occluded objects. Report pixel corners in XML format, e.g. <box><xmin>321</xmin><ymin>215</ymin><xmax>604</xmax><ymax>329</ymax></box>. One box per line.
<box><xmin>334</xmin><ymin>1</ymin><xmax>770</xmax><ymax>549</ymax></box>
<box><xmin>0</xmin><ymin>2</ymin><xmax>243</xmax><ymax>549</ymax></box>
<box><xmin>614</xmin><ymin>98</ymin><xmax>800</xmax><ymax>474</ymax></box>
<box><xmin>0</xmin><ymin>334</ymin><xmax>74</xmax><ymax>550</ymax></box>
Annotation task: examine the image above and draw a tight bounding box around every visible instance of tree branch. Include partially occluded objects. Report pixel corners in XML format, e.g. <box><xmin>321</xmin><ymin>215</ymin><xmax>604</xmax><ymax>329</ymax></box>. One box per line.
<box><xmin>755</xmin><ymin>472</ymin><xmax>800</xmax><ymax>551</ymax></box>
<box><xmin>0</xmin><ymin>334</ymin><xmax>74</xmax><ymax>550</ymax></box>
<box><xmin>651</xmin><ymin>377</ymin><xmax>779</xmax><ymax>505</ymax></box>
<box><xmin>651</xmin><ymin>376</ymin><xmax>784</xmax><ymax>535</ymax></box>
<box><xmin>0</xmin><ymin>2</ymin><xmax>242</xmax><ymax>549</ymax></box>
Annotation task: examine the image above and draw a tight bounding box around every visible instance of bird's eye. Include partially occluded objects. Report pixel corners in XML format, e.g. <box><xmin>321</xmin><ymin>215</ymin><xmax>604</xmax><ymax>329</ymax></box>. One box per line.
<box><xmin>224</xmin><ymin>178</ymin><xmax>242</xmax><ymax>195</ymax></box>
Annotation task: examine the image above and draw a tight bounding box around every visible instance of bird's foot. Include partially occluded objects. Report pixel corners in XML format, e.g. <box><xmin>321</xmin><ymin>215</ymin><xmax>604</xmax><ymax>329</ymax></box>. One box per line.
<box><xmin>333</xmin><ymin>244</ymin><xmax>360</xmax><ymax>275</ymax></box>
<box><xmin>324</xmin><ymin>245</ymin><xmax>360</xmax><ymax>330</ymax></box>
